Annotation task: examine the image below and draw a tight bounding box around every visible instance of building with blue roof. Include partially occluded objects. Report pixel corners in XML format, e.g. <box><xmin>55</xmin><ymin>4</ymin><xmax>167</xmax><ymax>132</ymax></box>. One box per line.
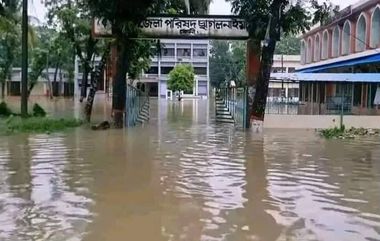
<box><xmin>294</xmin><ymin>0</ymin><xmax>380</xmax><ymax>115</ymax></box>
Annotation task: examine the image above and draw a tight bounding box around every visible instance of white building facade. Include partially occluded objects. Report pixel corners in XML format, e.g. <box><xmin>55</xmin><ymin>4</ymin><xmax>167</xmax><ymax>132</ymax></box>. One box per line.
<box><xmin>268</xmin><ymin>55</ymin><xmax>301</xmax><ymax>102</ymax></box>
<box><xmin>139</xmin><ymin>39</ymin><xmax>210</xmax><ymax>99</ymax></box>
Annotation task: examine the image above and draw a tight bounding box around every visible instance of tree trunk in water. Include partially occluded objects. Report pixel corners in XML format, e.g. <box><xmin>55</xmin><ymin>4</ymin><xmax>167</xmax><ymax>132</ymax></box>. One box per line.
<box><xmin>250</xmin><ymin>0</ymin><xmax>281</xmax><ymax>122</ymax></box>
<box><xmin>251</xmin><ymin>42</ymin><xmax>276</xmax><ymax>121</ymax></box>
<box><xmin>1</xmin><ymin>82</ymin><xmax>5</xmax><ymax>99</ymax></box>
<box><xmin>112</xmin><ymin>41</ymin><xmax>128</xmax><ymax>128</ymax></box>
<box><xmin>80</xmin><ymin>64</ymin><xmax>90</xmax><ymax>102</ymax></box>
<box><xmin>59</xmin><ymin>68</ymin><xmax>63</xmax><ymax>96</ymax></box>
<box><xmin>46</xmin><ymin>72</ymin><xmax>53</xmax><ymax>99</ymax></box>
<box><xmin>53</xmin><ymin>62</ymin><xmax>59</xmax><ymax>97</ymax></box>
<box><xmin>85</xmin><ymin>72</ymin><xmax>95</xmax><ymax>122</ymax></box>
<box><xmin>84</xmin><ymin>47</ymin><xmax>108</xmax><ymax>122</ymax></box>
<box><xmin>246</xmin><ymin>39</ymin><xmax>262</xmax><ymax>127</ymax></box>
<box><xmin>80</xmin><ymin>38</ymin><xmax>97</xmax><ymax>102</ymax></box>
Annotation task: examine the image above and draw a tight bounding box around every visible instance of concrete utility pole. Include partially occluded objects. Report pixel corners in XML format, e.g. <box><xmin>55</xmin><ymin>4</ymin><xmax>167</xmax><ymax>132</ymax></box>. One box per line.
<box><xmin>281</xmin><ymin>54</ymin><xmax>285</xmax><ymax>102</ymax></box>
<box><xmin>21</xmin><ymin>0</ymin><xmax>28</xmax><ymax>117</ymax></box>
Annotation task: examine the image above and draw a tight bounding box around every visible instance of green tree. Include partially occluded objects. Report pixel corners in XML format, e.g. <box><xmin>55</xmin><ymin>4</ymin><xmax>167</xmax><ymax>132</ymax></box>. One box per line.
<box><xmin>228</xmin><ymin>0</ymin><xmax>336</xmax><ymax>122</ymax></box>
<box><xmin>45</xmin><ymin>0</ymin><xmax>101</xmax><ymax>101</ymax></box>
<box><xmin>0</xmin><ymin>1</ymin><xmax>19</xmax><ymax>98</ymax></box>
<box><xmin>274</xmin><ymin>35</ymin><xmax>300</xmax><ymax>55</ymax></box>
<box><xmin>84</xmin><ymin>0</ymin><xmax>212</xmax><ymax>126</ymax></box>
<box><xmin>0</xmin><ymin>0</ymin><xmax>38</xmax><ymax>99</ymax></box>
<box><xmin>84</xmin><ymin>43</ymin><xmax>110</xmax><ymax>122</ymax></box>
<box><xmin>46</xmin><ymin>0</ymin><xmax>115</xmax><ymax>122</ymax></box>
<box><xmin>230</xmin><ymin>41</ymin><xmax>246</xmax><ymax>85</ymax></box>
<box><xmin>28</xmin><ymin>48</ymin><xmax>48</xmax><ymax>97</ymax></box>
<box><xmin>127</xmin><ymin>40</ymin><xmax>154</xmax><ymax>84</ymax></box>
<box><xmin>0</xmin><ymin>21</ymin><xmax>18</xmax><ymax>98</ymax></box>
<box><xmin>168</xmin><ymin>64</ymin><xmax>195</xmax><ymax>100</ymax></box>
<box><xmin>209</xmin><ymin>40</ymin><xmax>246</xmax><ymax>88</ymax></box>
<box><xmin>46</xmin><ymin>30</ymin><xmax>75</xmax><ymax>96</ymax></box>
<box><xmin>209</xmin><ymin>41</ymin><xmax>229</xmax><ymax>88</ymax></box>
<box><xmin>84</xmin><ymin>0</ymin><xmax>157</xmax><ymax>127</ymax></box>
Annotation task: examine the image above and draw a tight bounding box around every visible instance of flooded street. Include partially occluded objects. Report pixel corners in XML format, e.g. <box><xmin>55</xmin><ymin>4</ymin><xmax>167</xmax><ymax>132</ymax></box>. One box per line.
<box><xmin>0</xmin><ymin>97</ymin><xmax>380</xmax><ymax>241</ymax></box>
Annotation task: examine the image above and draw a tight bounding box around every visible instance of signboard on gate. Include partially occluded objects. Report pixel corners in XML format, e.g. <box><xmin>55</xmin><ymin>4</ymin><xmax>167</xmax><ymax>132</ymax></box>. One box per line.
<box><xmin>93</xmin><ymin>15</ymin><xmax>249</xmax><ymax>40</ymax></box>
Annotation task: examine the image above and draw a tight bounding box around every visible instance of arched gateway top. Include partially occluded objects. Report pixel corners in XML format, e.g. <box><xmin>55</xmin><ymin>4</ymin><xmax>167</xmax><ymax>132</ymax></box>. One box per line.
<box><xmin>93</xmin><ymin>15</ymin><xmax>249</xmax><ymax>40</ymax></box>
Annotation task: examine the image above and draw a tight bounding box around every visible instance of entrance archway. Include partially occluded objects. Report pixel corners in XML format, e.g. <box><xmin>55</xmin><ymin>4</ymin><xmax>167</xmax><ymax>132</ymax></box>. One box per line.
<box><xmin>93</xmin><ymin>16</ymin><xmax>263</xmax><ymax>128</ymax></box>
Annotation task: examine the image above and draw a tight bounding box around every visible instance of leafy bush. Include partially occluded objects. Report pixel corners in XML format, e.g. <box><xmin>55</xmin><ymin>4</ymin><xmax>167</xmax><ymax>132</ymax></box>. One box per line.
<box><xmin>319</xmin><ymin>127</ymin><xmax>345</xmax><ymax>139</ymax></box>
<box><xmin>32</xmin><ymin>103</ymin><xmax>47</xmax><ymax>117</ymax></box>
<box><xmin>0</xmin><ymin>102</ymin><xmax>12</xmax><ymax>116</ymax></box>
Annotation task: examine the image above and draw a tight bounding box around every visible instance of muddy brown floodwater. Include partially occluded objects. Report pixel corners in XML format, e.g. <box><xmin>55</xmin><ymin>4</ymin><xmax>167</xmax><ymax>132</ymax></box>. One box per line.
<box><xmin>0</xmin><ymin>96</ymin><xmax>380</xmax><ymax>241</ymax></box>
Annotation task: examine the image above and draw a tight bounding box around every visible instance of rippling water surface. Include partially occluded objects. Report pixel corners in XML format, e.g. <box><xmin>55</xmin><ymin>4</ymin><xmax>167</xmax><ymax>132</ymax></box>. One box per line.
<box><xmin>0</xmin><ymin>97</ymin><xmax>380</xmax><ymax>241</ymax></box>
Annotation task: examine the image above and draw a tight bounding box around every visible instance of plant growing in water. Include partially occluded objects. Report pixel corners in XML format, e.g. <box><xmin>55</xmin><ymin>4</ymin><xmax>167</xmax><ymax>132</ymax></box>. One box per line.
<box><xmin>319</xmin><ymin>125</ymin><xmax>345</xmax><ymax>139</ymax></box>
<box><xmin>0</xmin><ymin>101</ymin><xmax>12</xmax><ymax>116</ymax></box>
<box><xmin>32</xmin><ymin>103</ymin><xmax>47</xmax><ymax>117</ymax></box>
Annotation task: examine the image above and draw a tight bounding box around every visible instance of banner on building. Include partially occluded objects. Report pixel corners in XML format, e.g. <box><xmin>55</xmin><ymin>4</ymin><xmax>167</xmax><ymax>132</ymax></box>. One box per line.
<box><xmin>93</xmin><ymin>16</ymin><xmax>249</xmax><ymax>40</ymax></box>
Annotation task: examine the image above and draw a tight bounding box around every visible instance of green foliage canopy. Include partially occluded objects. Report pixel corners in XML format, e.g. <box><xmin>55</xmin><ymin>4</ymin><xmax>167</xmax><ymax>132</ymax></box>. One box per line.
<box><xmin>209</xmin><ymin>40</ymin><xmax>246</xmax><ymax>88</ymax></box>
<box><xmin>168</xmin><ymin>64</ymin><xmax>195</xmax><ymax>93</ymax></box>
<box><xmin>274</xmin><ymin>35</ymin><xmax>300</xmax><ymax>55</ymax></box>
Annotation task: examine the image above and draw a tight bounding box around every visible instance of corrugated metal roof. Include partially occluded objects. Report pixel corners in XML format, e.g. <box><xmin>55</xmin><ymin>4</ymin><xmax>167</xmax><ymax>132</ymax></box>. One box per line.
<box><xmin>271</xmin><ymin>73</ymin><xmax>380</xmax><ymax>83</ymax></box>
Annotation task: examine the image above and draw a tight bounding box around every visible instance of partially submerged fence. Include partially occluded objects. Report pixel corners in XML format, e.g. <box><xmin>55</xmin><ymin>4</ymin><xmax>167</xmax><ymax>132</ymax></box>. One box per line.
<box><xmin>217</xmin><ymin>87</ymin><xmax>248</xmax><ymax>128</ymax></box>
<box><xmin>125</xmin><ymin>84</ymin><xmax>150</xmax><ymax>127</ymax></box>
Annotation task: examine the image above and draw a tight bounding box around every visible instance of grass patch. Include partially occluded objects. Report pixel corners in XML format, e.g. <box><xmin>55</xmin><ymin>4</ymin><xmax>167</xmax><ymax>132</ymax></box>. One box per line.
<box><xmin>2</xmin><ymin>116</ymin><xmax>83</xmax><ymax>135</ymax></box>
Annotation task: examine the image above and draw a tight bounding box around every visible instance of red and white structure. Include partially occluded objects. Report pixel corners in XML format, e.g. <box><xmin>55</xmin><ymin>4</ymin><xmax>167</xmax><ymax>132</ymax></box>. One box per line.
<box><xmin>299</xmin><ymin>0</ymin><xmax>380</xmax><ymax>72</ymax></box>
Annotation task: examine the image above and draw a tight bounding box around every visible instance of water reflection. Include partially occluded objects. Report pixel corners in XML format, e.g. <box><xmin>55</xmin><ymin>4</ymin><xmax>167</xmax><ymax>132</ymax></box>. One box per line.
<box><xmin>0</xmin><ymin>133</ymin><xmax>93</xmax><ymax>240</ymax></box>
<box><xmin>0</xmin><ymin>98</ymin><xmax>379</xmax><ymax>241</ymax></box>
<box><xmin>263</xmin><ymin>131</ymin><xmax>380</xmax><ymax>241</ymax></box>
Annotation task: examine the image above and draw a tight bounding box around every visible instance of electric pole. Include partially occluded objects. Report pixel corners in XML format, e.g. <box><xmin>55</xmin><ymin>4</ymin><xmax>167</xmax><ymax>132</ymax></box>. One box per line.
<box><xmin>21</xmin><ymin>0</ymin><xmax>28</xmax><ymax>117</ymax></box>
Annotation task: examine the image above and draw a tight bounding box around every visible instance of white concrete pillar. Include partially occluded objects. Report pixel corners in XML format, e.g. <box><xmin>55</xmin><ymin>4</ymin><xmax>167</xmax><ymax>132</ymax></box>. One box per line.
<box><xmin>207</xmin><ymin>41</ymin><xmax>210</xmax><ymax>99</ymax></box>
<box><xmin>195</xmin><ymin>76</ymin><xmax>199</xmax><ymax>96</ymax></box>
<box><xmin>74</xmin><ymin>56</ymin><xmax>79</xmax><ymax>98</ymax></box>
<box><xmin>285</xmin><ymin>86</ymin><xmax>289</xmax><ymax>99</ymax></box>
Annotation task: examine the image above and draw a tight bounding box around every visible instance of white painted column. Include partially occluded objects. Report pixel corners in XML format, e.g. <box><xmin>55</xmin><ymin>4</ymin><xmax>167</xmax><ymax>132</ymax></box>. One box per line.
<box><xmin>174</xmin><ymin>42</ymin><xmax>177</xmax><ymax>60</ymax></box>
<box><xmin>74</xmin><ymin>56</ymin><xmax>79</xmax><ymax>98</ymax></box>
<box><xmin>285</xmin><ymin>85</ymin><xmax>289</xmax><ymax>99</ymax></box>
<box><xmin>190</xmin><ymin>43</ymin><xmax>193</xmax><ymax>60</ymax></box>
<box><xmin>158</xmin><ymin>52</ymin><xmax>162</xmax><ymax>98</ymax></box>
<box><xmin>206</xmin><ymin>41</ymin><xmax>210</xmax><ymax>99</ymax></box>
<box><xmin>195</xmin><ymin>75</ymin><xmax>199</xmax><ymax>96</ymax></box>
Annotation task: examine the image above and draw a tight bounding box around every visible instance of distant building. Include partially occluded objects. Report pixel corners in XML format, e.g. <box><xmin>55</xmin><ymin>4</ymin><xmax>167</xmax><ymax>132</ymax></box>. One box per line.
<box><xmin>5</xmin><ymin>68</ymin><xmax>74</xmax><ymax>97</ymax></box>
<box><xmin>268</xmin><ymin>55</ymin><xmax>300</xmax><ymax>102</ymax></box>
<box><xmin>296</xmin><ymin>0</ymin><xmax>380</xmax><ymax>115</ymax></box>
<box><xmin>138</xmin><ymin>39</ymin><xmax>209</xmax><ymax>99</ymax></box>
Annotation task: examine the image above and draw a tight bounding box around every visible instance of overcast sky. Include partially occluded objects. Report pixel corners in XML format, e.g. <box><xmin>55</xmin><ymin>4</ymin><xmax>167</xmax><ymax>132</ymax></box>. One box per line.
<box><xmin>30</xmin><ymin>0</ymin><xmax>361</xmax><ymax>22</ymax></box>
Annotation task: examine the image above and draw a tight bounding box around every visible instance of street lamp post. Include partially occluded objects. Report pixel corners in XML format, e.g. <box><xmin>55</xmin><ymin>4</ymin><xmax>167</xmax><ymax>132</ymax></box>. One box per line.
<box><xmin>21</xmin><ymin>0</ymin><xmax>28</xmax><ymax>117</ymax></box>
